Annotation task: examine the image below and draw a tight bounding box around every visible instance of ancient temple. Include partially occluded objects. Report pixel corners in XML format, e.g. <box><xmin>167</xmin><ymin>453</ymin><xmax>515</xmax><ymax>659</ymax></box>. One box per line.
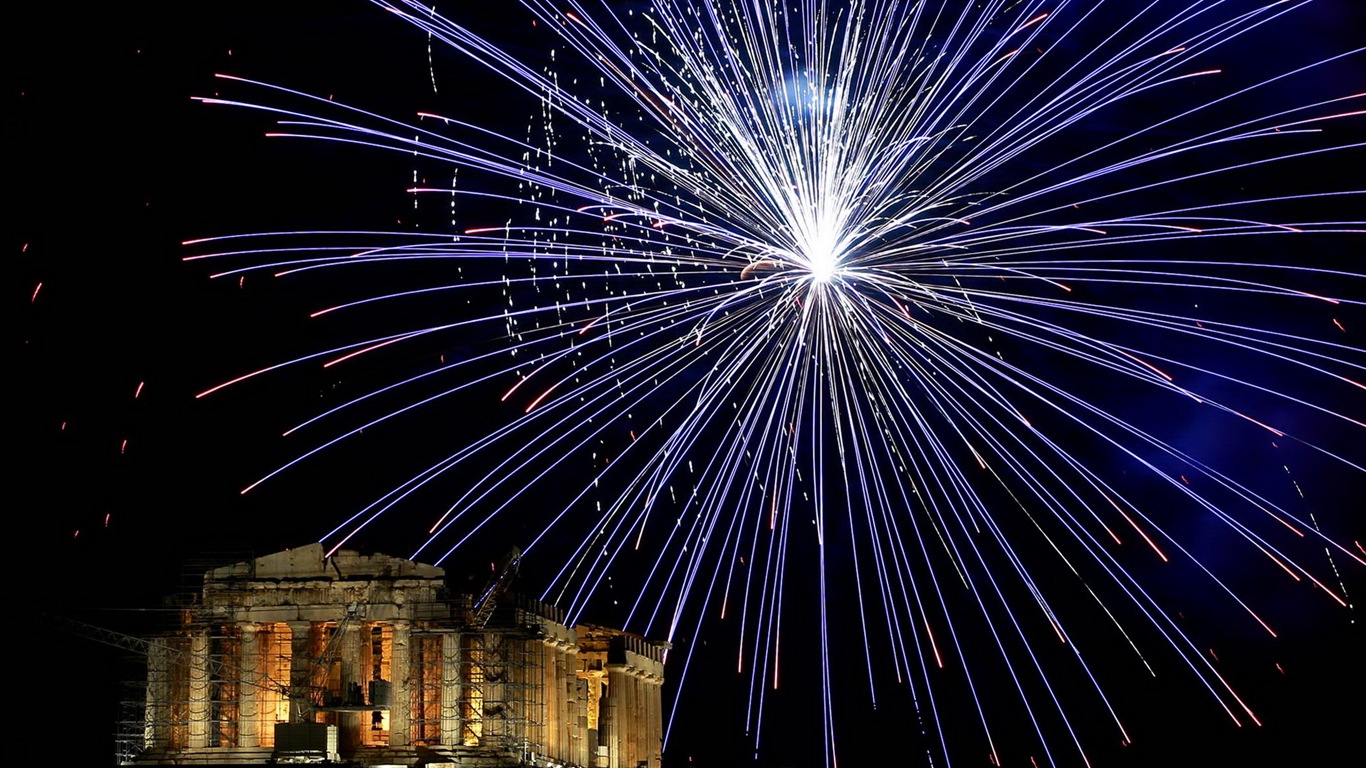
<box><xmin>125</xmin><ymin>544</ymin><xmax>666</xmax><ymax>768</ymax></box>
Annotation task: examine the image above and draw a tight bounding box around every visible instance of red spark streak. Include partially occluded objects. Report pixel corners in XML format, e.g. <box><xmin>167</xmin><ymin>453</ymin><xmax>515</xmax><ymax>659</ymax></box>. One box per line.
<box><xmin>1117</xmin><ymin>349</ymin><xmax>1174</xmax><ymax>382</ymax></box>
<box><xmin>580</xmin><ymin>314</ymin><xmax>605</xmax><ymax>334</ymax></box>
<box><xmin>324</xmin><ymin>336</ymin><xmax>410</xmax><ymax>367</ymax></box>
<box><xmin>925</xmin><ymin>620</ymin><xmax>944</xmax><ymax>668</ymax></box>
<box><xmin>525</xmin><ymin>383</ymin><xmax>559</xmax><ymax>413</ymax></box>
<box><xmin>1118</xmin><ymin>510</ymin><xmax>1169</xmax><ymax>561</ymax></box>
<box><xmin>1229</xmin><ymin>410</ymin><xmax>1285</xmax><ymax>437</ymax></box>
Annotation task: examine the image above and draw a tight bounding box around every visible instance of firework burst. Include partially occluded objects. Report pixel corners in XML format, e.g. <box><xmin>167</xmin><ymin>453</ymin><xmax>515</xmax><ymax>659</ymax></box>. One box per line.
<box><xmin>187</xmin><ymin>1</ymin><xmax>1363</xmax><ymax>764</ymax></box>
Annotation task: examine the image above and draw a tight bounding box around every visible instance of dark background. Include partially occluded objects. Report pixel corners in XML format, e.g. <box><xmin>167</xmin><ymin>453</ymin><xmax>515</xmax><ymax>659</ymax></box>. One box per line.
<box><xmin>13</xmin><ymin>2</ymin><xmax>1364</xmax><ymax>766</ymax></box>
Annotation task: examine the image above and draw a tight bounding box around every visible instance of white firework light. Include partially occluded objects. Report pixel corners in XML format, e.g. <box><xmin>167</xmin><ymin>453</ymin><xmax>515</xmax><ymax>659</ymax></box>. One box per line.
<box><xmin>189</xmin><ymin>1</ymin><xmax>1363</xmax><ymax>765</ymax></box>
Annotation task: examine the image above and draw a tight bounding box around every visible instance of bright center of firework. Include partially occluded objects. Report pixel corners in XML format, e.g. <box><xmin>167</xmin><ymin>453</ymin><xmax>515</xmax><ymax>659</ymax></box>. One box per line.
<box><xmin>801</xmin><ymin>224</ymin><xmax>843</xmax><ymax>283</ymax></box>
<box><xmin>808</xmin><ymin>248</ymin><xmax>837</xmax><ymax>283</ymax></box>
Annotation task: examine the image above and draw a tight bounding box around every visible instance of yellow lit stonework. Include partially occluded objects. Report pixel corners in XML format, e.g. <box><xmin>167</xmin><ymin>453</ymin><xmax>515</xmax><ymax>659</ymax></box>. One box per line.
<box><xmin>126</xmin><ymin>545</ymin><xmax>666</xmax><ymax>768</ymax></box>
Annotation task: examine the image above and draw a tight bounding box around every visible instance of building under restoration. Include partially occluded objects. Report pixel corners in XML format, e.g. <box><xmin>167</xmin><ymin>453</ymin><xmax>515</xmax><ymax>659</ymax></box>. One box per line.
<box><xmin>122</xmin><ymin>544</ymin><xmax>667</xmax><ymax>768</ymax></box>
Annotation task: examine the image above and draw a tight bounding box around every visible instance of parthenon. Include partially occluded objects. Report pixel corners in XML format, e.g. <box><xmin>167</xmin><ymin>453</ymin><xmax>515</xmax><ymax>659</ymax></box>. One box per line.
<box><xmin>124</xmin><ymin>544</ymin><xmax>666</xmax><ymax>768</ymax></box>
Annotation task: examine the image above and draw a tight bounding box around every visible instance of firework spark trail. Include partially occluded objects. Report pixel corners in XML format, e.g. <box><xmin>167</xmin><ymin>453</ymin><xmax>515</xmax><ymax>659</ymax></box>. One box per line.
<box><xmin>187</xmin><ymin>0</ymin><xmax>1364</xmax><ymax>764</ymax></box>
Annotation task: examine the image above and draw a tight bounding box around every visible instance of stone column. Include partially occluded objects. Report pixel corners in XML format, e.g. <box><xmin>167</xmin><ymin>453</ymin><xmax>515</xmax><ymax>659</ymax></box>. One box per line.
<box><xmin>628</xmin><ymin>669</ymin><xmax>642</xmax><ymax>768</ymax></box>
<box><xmin>484</xmin><ymin>632</ymin><xmax>504</xmax><ymax>748</ymax></box>
<box><xmin>606</xmin><ymin>664</ymin><xmax>628</xmax><ymax>768</ymax></box>
<box><xmin>580</xmin><ymin>675</ymin><xmax>597</xmax><ymax>768</ymax></box>
<box><xmin>549</xmin><ymin>642</ymin><xmax>565</xmax><ymax>754</ymax></box>
<box><xmin>620</xmin><ymin>668</ymin><xmax>633</xmax><ymax>768</ymax></box>
<box><xmin>238</xmin><ymin>624</ymin><xmax>260</xmax><ymax>748</ymax></box>
<box><xmin>535</xmin><ymin>642</ymin><xmax>550</xmax><ymax>760</ymax></box>
<box><xmin>441</xmin><ymin>632</ymin><xmax>461</xmax><ymax>747</ymax></box>
<box><xmin>641</xmin><ymin>671</ymin><xmax>651</xmax><ymax>767</ymax></box>
<box><xmin>389</xmin><ymin>621</ymin><xmax>411</xmax><ymax>746</ymax></box>
<box><xmin>565</xmin><ymin>653</ymin><xmax>580</xmax><ymax>765</ymax></box>
<box><xmin>510</xmin><ymin>635</ymin><xmax>526</xmax><ymax>757</ymax></box>
<box><xmin>262</xmin><ymin>625</ymin><xmax>287</xmax><ymax>740</ymax></box>
<box><xmin>647</xmin><ymin>674</ymin><xmax>661</xmax><ymax>768</ymax></box>
<box><xmin>563</xmin><ymin>647</ymin><xmax>577</xmax><ymax>763</ymax></box>
<box><xmin>535</xmin><ymin>639</ymin><xmax>551</xmax><ymax>759</ymax></box>
<box><xmin>188</xmin><ymin>631</ymin><xmax>210</xmax><ymax>748</ymax></box>
<box><xmin>337</xmin><ymin>623</ymin><xmax>361</xmax><ymax>753</ymax></box>
<box><xmin>145</xmin><ymin>640</ymin><xmax>172</xmax><ymax>750</ymax></box>
<box><xmin>287</xmin><ymin>621</ymin><xmax>314</xmax><ymax>723</ymax></box>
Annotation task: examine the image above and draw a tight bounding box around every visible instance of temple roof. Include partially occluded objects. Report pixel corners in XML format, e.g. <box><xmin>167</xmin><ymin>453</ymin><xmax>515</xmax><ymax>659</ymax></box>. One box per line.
<box><xmin>204</xmin><ymin>542</ymin><xmax>445</xmax><ymax>583</ymax></box>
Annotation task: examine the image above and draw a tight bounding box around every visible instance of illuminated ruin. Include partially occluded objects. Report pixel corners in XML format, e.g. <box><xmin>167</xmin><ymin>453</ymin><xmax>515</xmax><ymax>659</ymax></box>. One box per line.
<box><xmin>124</xmin><ymin>544</ymin><xmax>666</xmax><ymax>767</ymax></box>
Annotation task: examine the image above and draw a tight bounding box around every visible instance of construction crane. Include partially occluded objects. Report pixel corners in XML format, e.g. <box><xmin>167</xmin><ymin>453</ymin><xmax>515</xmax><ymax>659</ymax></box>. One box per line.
<box><xmin>469</xmin><ymin>547</ymin><xmax>520</xmax><ymax>629</ymax></box>
<box><xmin>46</xmin><ymin>613</ymin><xmax>287</xmax><ymax>697</ymax></box>
<box><xmin>49</xmin><ymin>608</ymin><xmax>359</xmax><ymax>717</ymax></box>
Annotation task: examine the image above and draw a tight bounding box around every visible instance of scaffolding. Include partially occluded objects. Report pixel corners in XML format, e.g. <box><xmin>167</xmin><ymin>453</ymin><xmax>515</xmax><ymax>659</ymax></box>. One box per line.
<box><xmin>404</xmin><ymin>619</ymin><xmax>548</xmax><ymax>760</ymax></box>
<box><xmin>84</xmin><ymin>545</ymin><xmax>662</xmax><ymax>768</ymax></box>
<box><xmin>112</xmin><ymin>616</ymin><xmax>551</xmax><ymax>764</ymax></box>
<box><xmin>107</xmin><ymin>616</ymin><xmax>298</xmax><ymax>760</ymax></box>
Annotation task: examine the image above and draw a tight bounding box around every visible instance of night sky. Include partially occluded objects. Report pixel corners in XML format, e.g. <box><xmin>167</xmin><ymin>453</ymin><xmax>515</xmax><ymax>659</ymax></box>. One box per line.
<box><xmin>14</xmin><ymin>2</ymin><xmax>1364</xmax><ymax>767</ymax></box>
